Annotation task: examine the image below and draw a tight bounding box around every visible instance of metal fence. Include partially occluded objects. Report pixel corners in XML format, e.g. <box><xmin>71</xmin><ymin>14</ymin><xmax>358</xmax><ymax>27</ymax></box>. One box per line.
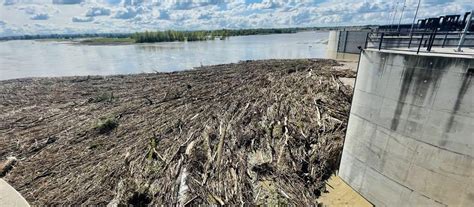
<box><xmin>365</xmin><ymin>30</ymin><xmax>474</xmax><ymax>54</ymax></box>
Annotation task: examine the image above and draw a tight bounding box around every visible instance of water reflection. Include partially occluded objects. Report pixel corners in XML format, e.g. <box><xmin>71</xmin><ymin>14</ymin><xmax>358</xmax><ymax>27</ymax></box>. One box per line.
<box><xmin>0</xmin><ymin>31</ymin><xmax>329</xmax><ymax>80</ymax></box>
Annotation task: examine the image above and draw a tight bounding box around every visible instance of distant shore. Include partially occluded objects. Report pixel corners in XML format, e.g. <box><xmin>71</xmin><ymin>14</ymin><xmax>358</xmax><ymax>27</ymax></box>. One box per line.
<box><xmin>77</xmin><ymin>28</ymin><xmax>300</xmax><ymax>45</ymax></box>
<box><xmin>0</xmin><ymin>26</ymin><xmax>374</xmax><ymax>42</ymax></box>
<box><xmin>77</xmin><ymin>37</ymin><xmax>136</xmax><ymax>45</ymax></box>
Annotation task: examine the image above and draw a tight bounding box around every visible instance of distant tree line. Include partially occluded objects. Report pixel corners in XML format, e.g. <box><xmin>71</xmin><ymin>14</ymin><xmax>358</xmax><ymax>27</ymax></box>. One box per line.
<box><xmin>131</xmin><ymin>30</ymin><xmax>209</xmax><ymax>43</ymax></box>
<box><xmin>0</xmin><ymin>33</ymin><xmax>131</xmax><ymax>41</ymax></box>
<box><xmin>0</xmin><ymin>26</ymin><xmax>376</xmax><ymax>42</ymax></box>
<box><xmin>130</xmin><ymin>28</ymin><xmax>301</xmax><ymax>43</ymax></box>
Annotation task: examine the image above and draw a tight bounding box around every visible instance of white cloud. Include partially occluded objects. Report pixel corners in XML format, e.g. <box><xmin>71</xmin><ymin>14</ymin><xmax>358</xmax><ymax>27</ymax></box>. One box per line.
<box><xmin>123</xmin><ymin>0</ymin><xmax>145</xmax><ymax>6</ymax></box>
<box><xmin>52</xmin><ymin>0</ymin><xmax>83</xmax><ymax>4</ymax></box>
<box><xmin>30</xmin><ymin>13</ymin><xmax>49</xmax><ymax>20</ymax></box>
<box><xmin>155</xmin><ymin>9</ymin><xmax>170</xmax><ymax>20</ymax></box>
<box><xmin>113</xmin><ymin>5</ymin><xmax>149</xmax><ymax>19</ymax></box>
<box><xmin>0</xmin><ymin>0</ymin><xmax>473</xmax><ymax>36</ymax></box>
<box><xmin>18</xmin><ymin>5</ymin><xmax>37</xmax><ymax>14</ymax></box>
<box><xmin>113</xmin><ymin>7</ymin><xmax>138</xmax><ymax>19</ymax></box>
<box><xmin>3</xmin><ymin>0</ymin><xmax>16</xmax><ymax>5</ymax></box>
<box><xmin>72</xmin><ymin>16</ymin><xmax>94</xmax><ymax>22</ymax></box>
<box><xmin>86</xmin><ymin>6</ymin><xmax>111</xmax><ymax>16</ymax></box>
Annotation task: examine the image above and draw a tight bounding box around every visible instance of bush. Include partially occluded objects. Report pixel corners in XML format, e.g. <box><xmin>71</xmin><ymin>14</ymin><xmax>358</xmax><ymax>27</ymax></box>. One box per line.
<box><xmin>95</xmin><ymin>117</ymin><xmax>118</xmax><ymax>134</ymax></box>
<box><xmin>90</xmin><ymin>92</ymin><xmax>114</xmax><ymax>103</ymax></box>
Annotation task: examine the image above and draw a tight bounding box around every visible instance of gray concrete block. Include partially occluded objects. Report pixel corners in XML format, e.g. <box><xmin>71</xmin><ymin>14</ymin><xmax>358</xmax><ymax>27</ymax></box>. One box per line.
<box><xmin>459</xmin><ymin>183</ymin><xmax>474</xmax><ymax>206</ymax></box>
<box><xmin>339</xmin><ymin>151</ymin><xmax>367</xmax><ymax>192</ymax></box>
<box><xmin>377</xmin><ymin>97</ymin><xmax>400</xmax><ymax>130</ymax></box>
<box><xmin>402</xmin><ymin>104</ymin><xmax>431</xmax><ymax>139</ymax></box>
<box><xmin>422</xmin><ymin>110</ymin><xmax>474</xmax><ymax>157</ymax></box>
<box><xmin>356</xmin><ymin>53</ymin><xmax>391</xmax><ymax>97</ymax></box>
<box><xmin>359</xmin><ymin>166</ymin><xmax>413</xmax><ymax>207</ymax></box>
<box><xmin>0</xmin><ymin>179</ymin><xmax>30</xmax><ymax>207</ymax></box>
<box><xmin>405</xmin><ymin>191</ymin><xmax>446</xmax><ymax>207</ymax></box>
<box><xmin>340</xmin><ymin>49</ymin><xmax>474</xmax><ymax>206</ymax></box>
<box><xmin>363</xmin><ymin>126</ymin><xmax>391</xmax><ymax>171</ymax></box>
<box><xmin>405</xmin><ymin>164</ymin><xmax>467</xmax><ymax>206</ymax></box>
<box><xmin>412</xmin><ymin>144</ymin><xmax>473</xmax><ymax>182</ymax></box>
<box><xmin>351</xmin><ymin>90</ymin><xmax>383</xmax><ymax>121</ymax></box>
<box><xmin>431</xmin><ymin>71</ymin><xmax>474</xmax><ymax>117</ymax></box>
<box><xmin>380</xmin><ymin>132</ymin><xmax>417</xmax><ymax>183</ymax></box>
<box><xmin>383</xmin><ymin>63</ymin><xmax>405</xmax><ymax>102</ymax></box>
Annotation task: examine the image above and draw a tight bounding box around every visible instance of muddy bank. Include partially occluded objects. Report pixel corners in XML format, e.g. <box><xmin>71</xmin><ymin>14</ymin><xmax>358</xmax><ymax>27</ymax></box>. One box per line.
<box><xmin>0</xmin><ymin>59</ymin><xmax>355</xmax><ymax>205</ymax></box>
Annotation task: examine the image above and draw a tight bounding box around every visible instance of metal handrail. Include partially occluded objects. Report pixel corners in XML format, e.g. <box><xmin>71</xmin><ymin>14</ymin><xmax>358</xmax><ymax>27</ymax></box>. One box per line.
<box><xmin>365</xmin><ymin>30</ymin><xmax>473</xmax><ymax>54</ymax></box>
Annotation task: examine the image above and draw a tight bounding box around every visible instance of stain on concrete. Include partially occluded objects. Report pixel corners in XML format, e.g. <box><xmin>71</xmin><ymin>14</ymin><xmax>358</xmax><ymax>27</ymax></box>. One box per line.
<box><xmin>391</xmin><ymin>56</ymin><xmax>416</xmax><ymax>131</ymax></box>
<box><xmin>342</xmin><ymin>51</ymin><xmax>474</xmax><ymax>207</ymax></box>
<box><xmin>391</xmin><ymin>56</ymin><xmax>447</xmax><ymax>131</ymax></box>
<box><xmin>377</xmin><ymin>53</ymin><xmax>389</xmax><ymax>75</ymax></box>
<box><xmin>412</xmin><ymin>57</ymin><xmax>449</xmax><ymax>106</ymax></box>
<box><xmin>445</xmin><ymin>68</ymin><xmax>473</xmax><ymax>133</ymax></box>
<box><xmin>375</xmin><ymin>53</ymin><xmax>389</xmax><ymax>95</ymax></box>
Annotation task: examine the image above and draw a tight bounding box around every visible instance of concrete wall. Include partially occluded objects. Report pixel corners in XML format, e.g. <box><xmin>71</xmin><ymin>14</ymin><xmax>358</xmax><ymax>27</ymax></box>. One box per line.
<box><xmin>327</xmin><ymin>31</ymin><xmax>340</xmax><ymax>54</ymax></box>
<box><xmin>339</xmin><ymin>31</ymin><xmax>370</xmax><ymax>54</ymax></box>
<box><xmin>339</xmin><ymin>49</ymin><xmax>474</xmax><ymax>206</ymax></box>
<box><xmin>0</xmin><ymin>179</ymin><xmax>29</xmax><ymax>207</ymax></box>
<box><xmin>328</xmin><ymin>30</ymin><xmax>369</xmax><ymax>54</ymax></box>
<box><xmin>326</xmin><ymin>31</ymin><xmax>360</xmax><ymax>60</ymax></box>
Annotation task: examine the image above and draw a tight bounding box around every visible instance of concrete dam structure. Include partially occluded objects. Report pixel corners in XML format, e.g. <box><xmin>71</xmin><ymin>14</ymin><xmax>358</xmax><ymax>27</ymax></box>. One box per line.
<box><xmin>339</xmin><ymin>48</ymin><xmax>473</xmax><ymax>206</ymax></box>
<box><xmin>328</xmin><ymin>30</ymin><xmax>370</xmax><ymax>54</ymax></box>
<box><xmin>326</xmin><ymin>30</ymin><xmax>368</xmax><ymax>60</ymax></box>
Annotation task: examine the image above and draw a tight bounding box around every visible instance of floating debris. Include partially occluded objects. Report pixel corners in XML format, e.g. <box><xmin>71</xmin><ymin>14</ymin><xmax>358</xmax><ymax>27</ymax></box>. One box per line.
<box><xmin>0</xmin><ymin>59</ymin><xmax>355</xmax><ymax>205</ymax></box>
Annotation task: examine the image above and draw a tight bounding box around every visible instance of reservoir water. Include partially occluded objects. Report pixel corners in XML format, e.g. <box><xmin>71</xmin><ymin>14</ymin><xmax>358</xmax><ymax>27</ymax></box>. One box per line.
<box><xmin>0</xmin><ymin>31</ymin><xmax>329</xmax><ymax>80</ymax></box>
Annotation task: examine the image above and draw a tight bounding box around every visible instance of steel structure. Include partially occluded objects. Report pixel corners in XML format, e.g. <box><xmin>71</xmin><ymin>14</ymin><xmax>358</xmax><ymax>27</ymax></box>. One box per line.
<box><xmin>368</xmin><ymin>11</ymin><xmax>474</xmax><ymax>54</ymax></box>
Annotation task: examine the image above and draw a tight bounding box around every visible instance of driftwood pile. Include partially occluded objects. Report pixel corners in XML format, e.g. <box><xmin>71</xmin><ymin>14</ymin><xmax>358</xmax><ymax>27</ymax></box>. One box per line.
<box><xmin>0</xmin><ymin>59</ymin><xmax>355</xmax><ymax>205</ymax></box>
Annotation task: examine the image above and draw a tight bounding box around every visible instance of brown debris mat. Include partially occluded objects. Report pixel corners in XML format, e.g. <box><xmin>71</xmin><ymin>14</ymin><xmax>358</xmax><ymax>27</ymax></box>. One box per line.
<box><xmin>0</xmin><ymin>59</ymin><xmax>355</xmax><ymax>205</ymax></box>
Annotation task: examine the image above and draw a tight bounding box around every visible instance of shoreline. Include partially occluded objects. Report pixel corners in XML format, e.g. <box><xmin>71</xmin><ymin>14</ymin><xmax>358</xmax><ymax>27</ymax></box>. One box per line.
<box><xmin>33</xmin><ymin>31</ymin><xmax>322</xmax><ymax>46</ymax></box>
<box><xmin>0</xmin><ymin>59</ymin><xmax>355</xmax><ymax>205</ymax></box>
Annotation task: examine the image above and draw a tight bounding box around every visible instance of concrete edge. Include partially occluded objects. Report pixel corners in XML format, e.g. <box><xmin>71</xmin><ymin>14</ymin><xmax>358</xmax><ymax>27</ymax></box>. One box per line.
<box><xmin>0</xmin><ymin>179</ymin><xmax>30</xmax><ymax>207</ymax></box>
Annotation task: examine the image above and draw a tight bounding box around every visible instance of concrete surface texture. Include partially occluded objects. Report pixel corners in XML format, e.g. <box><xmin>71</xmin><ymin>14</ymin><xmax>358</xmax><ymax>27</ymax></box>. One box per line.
<box><xmin>327</xmin><ymin>30</ymin><xmax>369</xmax><ymax>54</ymax></box>
<box><xmin>339</xmin><ymin>49</ymin><xmax>474</xmax><ymax>206</ymax></box>
<box><xmin>327</xmin><ymin>30</ymin><xmax>364</xmax><ymax>61</ymax></box>
<box><xmin>327</xmin><ymin>31</ymin><xmax>340</xmax><ymax>54</ymax></box>
<box><xmin>317</xmin><ymin>175</ymin><xmax>373</xmax><ymax>207</ymax></box>
<box><xmin>379</xmin><ymin>47</ymin><xmax>474</xmax><ymax>59</ymax></box>
<box><xmin>0</xmin><ymin>179</ymin><xmax>30</xmax><ymax>207</ymax></box>
<box><xmin>326</xmin><ymin>50</ymin><xmax>360</xmax><ymax>62</ymax></box>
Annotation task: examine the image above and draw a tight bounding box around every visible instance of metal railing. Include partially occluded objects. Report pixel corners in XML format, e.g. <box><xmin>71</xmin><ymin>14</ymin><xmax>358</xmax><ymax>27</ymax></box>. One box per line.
<box><xmin>365</xmin><ymin>30</ymin><xmax>474</xmax><ymax>54</ymax></box>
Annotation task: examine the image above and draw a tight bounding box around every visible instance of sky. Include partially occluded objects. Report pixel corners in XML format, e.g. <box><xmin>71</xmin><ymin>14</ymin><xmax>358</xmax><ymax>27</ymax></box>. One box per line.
<box><xmin>0</xmin><ymin>0</ymin><xmax>472</xmax><ymax>37</ymax></box>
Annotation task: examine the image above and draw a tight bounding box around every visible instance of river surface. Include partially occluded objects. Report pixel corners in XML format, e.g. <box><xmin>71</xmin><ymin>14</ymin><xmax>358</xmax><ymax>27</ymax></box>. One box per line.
<box><xmin>0</xmin><ymin>31</ymin><xmax>329</xmax><ymax>80</ymax></box>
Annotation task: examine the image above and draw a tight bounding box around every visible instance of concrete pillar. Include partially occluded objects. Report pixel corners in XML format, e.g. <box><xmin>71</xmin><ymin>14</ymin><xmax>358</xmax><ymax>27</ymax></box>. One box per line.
<box><xmin>339</xmin><ymin>49</ymin><xmax>474</xmax><ymax>206</ymax></box>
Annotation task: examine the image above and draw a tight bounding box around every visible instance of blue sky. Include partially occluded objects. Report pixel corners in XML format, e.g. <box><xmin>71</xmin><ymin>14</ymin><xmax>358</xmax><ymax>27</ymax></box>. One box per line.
<box><xmin>0</xmin><ymin>0</ymin><xmax>472</xmax><ymax>36</ymax></box>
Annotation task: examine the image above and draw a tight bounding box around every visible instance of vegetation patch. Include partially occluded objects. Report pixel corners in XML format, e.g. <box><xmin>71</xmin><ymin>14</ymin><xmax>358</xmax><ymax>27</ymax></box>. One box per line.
<box><xmin>127</xmin><ymin>192</ymin><xmax>152</xmax><ymax>206</ymax></box>
<box><xmin>79</xmin><ymin>28</ymin><xmax>299</xmax><ymax>45</ymax></box>
<box><xmin>95</xmin><ymin>117</ymin><xmax>118</xmax><ymax>134</ymax></box>
<box><xmin>131</xmin><ymin>28</ymin><xmax>298</xmax><ymax>43</ymax></box>
<box><xmin>79</xmin><ymin>37</ymin><xmax>135</xmax><ymax>45</ymax></box>
<box><xmin>89</xmin><ymin>92</ymin><xmax>115</xmax><ymax>103</ymax></box>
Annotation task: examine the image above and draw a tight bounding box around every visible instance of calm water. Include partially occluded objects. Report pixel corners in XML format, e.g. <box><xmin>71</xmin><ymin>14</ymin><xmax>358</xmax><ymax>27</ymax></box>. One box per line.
<box><xmin>0</xmin><ymin>31</ymin><xmax>329</xmax><ymax>80</ymax></box>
